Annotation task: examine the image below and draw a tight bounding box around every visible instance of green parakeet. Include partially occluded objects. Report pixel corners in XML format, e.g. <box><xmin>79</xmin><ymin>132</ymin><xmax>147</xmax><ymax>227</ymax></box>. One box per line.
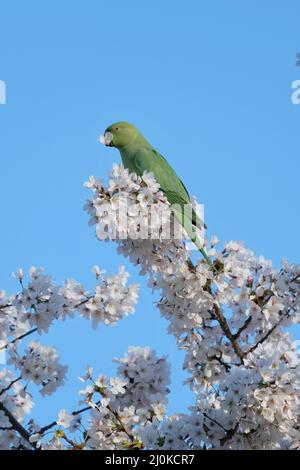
<box><xmin>100</xmin><ymin>121</ymin><xmax>212</xmax><ymax>267</ymax></box>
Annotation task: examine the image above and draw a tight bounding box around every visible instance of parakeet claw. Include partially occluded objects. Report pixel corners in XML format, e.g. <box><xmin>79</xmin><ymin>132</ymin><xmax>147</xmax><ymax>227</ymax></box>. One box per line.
<box><xmin>99</xmin><ymin>132</ymin><xmax>113</xmax><ymax>146</ymax></box>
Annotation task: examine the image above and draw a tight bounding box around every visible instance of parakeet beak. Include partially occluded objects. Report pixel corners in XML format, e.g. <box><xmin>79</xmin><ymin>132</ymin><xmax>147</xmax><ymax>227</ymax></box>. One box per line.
<box><xmin>99</xmin><ymin>131</ymin><xmax>114</xmax><ymax>146</ymax></box>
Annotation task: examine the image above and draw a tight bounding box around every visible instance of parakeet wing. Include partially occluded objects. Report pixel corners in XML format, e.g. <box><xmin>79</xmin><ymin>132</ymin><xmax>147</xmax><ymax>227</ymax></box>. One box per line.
<box><xmin>133</xmin><ymin>147</ymin><xmax>205</xmax><ymax>228</ymax></box>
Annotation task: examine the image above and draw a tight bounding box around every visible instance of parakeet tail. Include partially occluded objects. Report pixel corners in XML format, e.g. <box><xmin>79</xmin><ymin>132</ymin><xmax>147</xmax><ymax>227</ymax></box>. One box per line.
<box><xmin>190</xmin><ymin>233</ymin><xmax>215</xmax><ymax>269</ymax></box>
<box><xmin>171</xmin><ymin>206</ymin><xmax>215</xmax><ymax>271</ymax></box>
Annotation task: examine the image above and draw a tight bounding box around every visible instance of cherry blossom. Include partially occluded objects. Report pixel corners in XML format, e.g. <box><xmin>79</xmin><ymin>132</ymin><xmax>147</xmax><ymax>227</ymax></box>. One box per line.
<box><xmin>0</xmin><ymin>164</ymin><xmax>299</xmax><ymax>450</ymax></box>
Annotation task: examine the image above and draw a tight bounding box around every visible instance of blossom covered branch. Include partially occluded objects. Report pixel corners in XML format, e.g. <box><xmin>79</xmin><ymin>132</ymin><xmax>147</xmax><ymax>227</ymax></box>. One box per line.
<box><xmin>83</xmin><ymin>164</ymin><xmax>300</xmax><ymax>449</ymax></box>
<box><xmin>0</xmin><ymin>264</ymin><xmax>138</xmax><ymax>449</ymax></box>
<box><xmin>0</xmin><ymin>164</ymin><xmax>299</xmax><ymax>450</ymax></box>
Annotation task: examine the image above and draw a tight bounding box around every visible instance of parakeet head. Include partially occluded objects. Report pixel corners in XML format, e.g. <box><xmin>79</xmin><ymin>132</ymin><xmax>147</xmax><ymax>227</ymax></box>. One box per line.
<box><xmin>99</xmin><ymin>121</ymin><xmax>138</xmax><ymax>148</ymax></box>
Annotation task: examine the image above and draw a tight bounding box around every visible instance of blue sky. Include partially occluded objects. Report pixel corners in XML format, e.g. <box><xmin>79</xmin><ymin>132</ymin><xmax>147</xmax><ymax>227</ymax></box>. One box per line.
<box><xmin>0</xmin><ymin>1</ymin><xmax>299</xmax><ymax>428</ymax></box>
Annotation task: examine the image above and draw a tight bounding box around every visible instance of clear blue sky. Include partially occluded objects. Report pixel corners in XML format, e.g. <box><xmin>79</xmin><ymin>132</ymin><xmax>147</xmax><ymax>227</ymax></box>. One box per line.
<box><xmin>0</xmin><ymin>1</ymin><xmax>299</xmax><ymax>427</ymax></box>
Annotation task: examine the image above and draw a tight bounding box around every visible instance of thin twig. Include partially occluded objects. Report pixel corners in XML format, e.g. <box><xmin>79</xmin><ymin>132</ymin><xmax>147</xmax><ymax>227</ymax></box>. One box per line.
<box><xmin>212</xmin><ymin>303</ymin><xmax>245</xmax><ymax>362</ymax></box>
<box><xmin>0</xmin><ymin>304</ymin><xmax>11</xmax><ymax>314</ymax></box>
<box><xmin>247</xmin><ymin>317</ymin><xmax>284</xmax><ymax>354</ymax></box>
<box><xmin>60</xmin><ymin>432</ymin><xmax>84</xmax><ymax>450</ymax></box>
<box><xmin>0</xmin><ymin>376</ymin><xmax>22</xmax><ymax>396</ymax></box>
<box><xmin>39</xmin><ymin>402</ymin><xmax>100</xmax><ymax>435</ymax></box>
<box><xmin>0</xmin><ymin>328</ymin><xmax>38</xmax><ymax>352</ymax></box>
<box><xmin>0</xmin><ymin>297</ymin><xmax>92</xmax><ymax>352</ymax></box>
<box><xmin>207</xmin><ymin>354</ymin><xmax>232</xmax><ymax>372</ymax></box>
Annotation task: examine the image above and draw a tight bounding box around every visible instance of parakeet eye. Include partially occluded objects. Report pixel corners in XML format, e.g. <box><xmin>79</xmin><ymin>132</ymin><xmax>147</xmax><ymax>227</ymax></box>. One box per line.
<box><xmin>115</xmin><ymin>127</ymin><xmax>119</xmax><ymax>131</ymax></box>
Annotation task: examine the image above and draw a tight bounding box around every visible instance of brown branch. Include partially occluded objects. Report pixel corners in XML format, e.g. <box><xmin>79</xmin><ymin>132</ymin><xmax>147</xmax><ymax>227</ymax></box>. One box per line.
<box><xmin>60</xmin><ymin>431</ymin><xmax>84</xmax><ymax>450</ymax></box>
<box><xmin>186</xmin><ymin>257</ymin><xmax>245</xmax><ymax>362</ymax></box>
<box><xmin>247</xmin><ymin>317</ymin><xmax>284</xmax><ymax>355</ymax></box>
<box><xmin>212</xmin><ymin>303</ymin><xmax>245</xmax><ymax>362</ymax></box>
<box><xmin>187</xmin><ymin>257</ymin><xmax>292</xmax><ymax>363</ymax></box>
<box><xmin>203</xmin><ymin>412</ymin><xmax>227</xmax><ymax>431</ymax></box>
<box><xmin>186</xmin><ymin>254</ymin><xmax>289</xmax><ymax>364</ymax></box>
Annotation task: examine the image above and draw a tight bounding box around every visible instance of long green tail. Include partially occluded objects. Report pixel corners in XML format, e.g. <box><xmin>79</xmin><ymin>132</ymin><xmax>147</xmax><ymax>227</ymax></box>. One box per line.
<box><xmin>171</xmin><ymin>205</ymin><xmax>215</xmax><ymax>270</ymax></box>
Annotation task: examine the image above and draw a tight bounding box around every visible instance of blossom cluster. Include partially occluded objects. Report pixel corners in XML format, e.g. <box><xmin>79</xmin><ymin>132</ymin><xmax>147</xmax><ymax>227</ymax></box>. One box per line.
<box><xmin>84</xmin><ymin>164</ymin><xmax>204</xmax><ymax>244</ymax></box>
<box><xmin>34</xmin><ymin>347</ymin><xmax>170</xmax><ymax>450</ymax></box>
<box><xmin>0</xmin><ymin>265</ymin><xmax>139</xmax><ymax>347</ymax></box>
<box><xmin>85</xmin><ymin>346</ymin><xmax>170</xmax><ymax>450</ymax></box>
<box><xmin>8</xmin><ymin>341</ymin><xmax>68</xmax><ymax>396</ymax></box>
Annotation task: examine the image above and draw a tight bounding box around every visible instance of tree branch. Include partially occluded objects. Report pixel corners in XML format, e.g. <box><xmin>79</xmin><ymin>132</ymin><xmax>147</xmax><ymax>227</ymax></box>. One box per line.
<box><xmin>232</xmin><ymin>316</ymin><xmax>252</xmax><ymax>340</ymax></box>
<box><xmin>212</xmin><ymin>303</ymin><xmax>245</xmax><ymax>362</ymax></box>
<box><xmin>247</xmin><ymin>316</ymin><xmax>284</xmax><ymax>355</ymax></box>
<box><xmin>186</xmin><ymin>257</ymin><xmax>245</xmax><ymax>361</ymax></box>
<box><xmin>0</xmin><ymin>328</ymin><xmax>38</xmax><ymax>352</ymax></box>
<box><xmin>207</xmin><ymin>354</ymin><xmax>232</xmax><ymax>372</ymax></box>
<box><xmin>39</xmin><ymin>402</ymin><xmax>99</xmax><ymax>435</ymax></box>
<box><xmin>0</xmin><ymin>402</ymin><xmax>38</xmax><ymax>450</ymax></box>
<box><xmin>0</xmin><ymin>376</ymin><xmax>22</xmax><ymax>396</ymax></box>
